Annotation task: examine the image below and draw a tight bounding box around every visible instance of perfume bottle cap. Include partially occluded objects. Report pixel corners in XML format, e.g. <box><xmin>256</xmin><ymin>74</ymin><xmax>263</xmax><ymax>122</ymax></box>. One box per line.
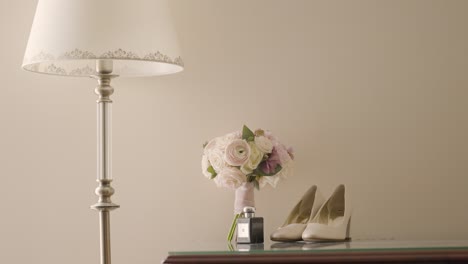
<box><xmin>243</xmin><ymin>206</ymin><xmax>256</xmax><ymax>218</ymax></box>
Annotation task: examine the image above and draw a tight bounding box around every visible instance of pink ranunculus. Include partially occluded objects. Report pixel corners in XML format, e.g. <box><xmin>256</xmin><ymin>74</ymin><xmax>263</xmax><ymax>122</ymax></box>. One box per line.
<box><xmin>224</xmin><ymin>139</ymin><xmax>251</xmax><ymax>166</ymax></box>
<box><xmin>214</xmin><ymin>167</ymin><xmax>246</xmax><ymax>189</ymax></box>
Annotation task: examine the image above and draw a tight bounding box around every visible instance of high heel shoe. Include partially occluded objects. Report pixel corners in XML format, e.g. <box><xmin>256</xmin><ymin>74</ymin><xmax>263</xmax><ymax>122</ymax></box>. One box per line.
<box><xmin>302</xmin><ymin>184</ymin><xmax>351</xmax><ymax>241</ymax></box>
<box><xmin>270</xmin><ymin>185</ymin><xmax>325</xmax><ymax>242</ymax></box>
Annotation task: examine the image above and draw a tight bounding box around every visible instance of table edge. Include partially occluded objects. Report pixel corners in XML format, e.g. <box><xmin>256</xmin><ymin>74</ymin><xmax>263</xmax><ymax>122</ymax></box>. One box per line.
<box><xmin>163</xmin><ymin>249</ymin><xmax>468</xmax><ymax>264</ymax></box>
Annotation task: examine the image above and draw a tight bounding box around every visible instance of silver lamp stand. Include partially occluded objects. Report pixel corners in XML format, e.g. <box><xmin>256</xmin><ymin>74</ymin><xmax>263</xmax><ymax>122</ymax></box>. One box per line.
<box><xmin>90</xmin><ymin>60</ymin><xmax>119</xmax><ymax>264</ymax></box>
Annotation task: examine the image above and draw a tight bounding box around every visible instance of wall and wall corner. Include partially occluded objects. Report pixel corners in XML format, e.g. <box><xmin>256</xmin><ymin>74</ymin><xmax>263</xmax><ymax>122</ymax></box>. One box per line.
<box><xmin>0</xmin><ymin>0</ymin><xmax>467</xmax><ymax>264</ymax></box>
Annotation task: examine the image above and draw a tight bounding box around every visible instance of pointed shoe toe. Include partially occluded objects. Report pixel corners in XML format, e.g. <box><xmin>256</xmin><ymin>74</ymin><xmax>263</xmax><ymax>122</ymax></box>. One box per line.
<box><xmin>270</xmin><ymin>185</ymin><xmax>325</xmax><ymax>242</ymax></box>
<box><xmin>270</xmin><ymin>223</ymin><xmax>307</xmax><ymax>242</ymax></box>
<box><xmin>302</xmin><ymin>184</ymin><xmax>351</xmax><ymax>242</ymax></box>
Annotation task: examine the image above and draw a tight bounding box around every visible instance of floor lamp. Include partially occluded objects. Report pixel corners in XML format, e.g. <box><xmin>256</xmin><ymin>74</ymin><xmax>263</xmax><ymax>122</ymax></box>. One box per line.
<box><xmin>22</xmin><ymin>1</ymin><xmax>184</xmax><ymax>264</ymax></box>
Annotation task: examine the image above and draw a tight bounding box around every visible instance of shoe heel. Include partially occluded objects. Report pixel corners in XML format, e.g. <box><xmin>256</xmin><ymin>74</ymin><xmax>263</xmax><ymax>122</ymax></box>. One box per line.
<box><xmin>345</xmin><ymin>217</ymin><xmax>351</xmax><ymax>240</ymax></box>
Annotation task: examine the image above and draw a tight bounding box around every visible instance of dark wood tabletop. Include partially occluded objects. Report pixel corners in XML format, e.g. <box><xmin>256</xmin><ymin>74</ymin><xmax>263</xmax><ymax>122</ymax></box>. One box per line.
<box><xmin>163</xmin><ymin>240</ymin><xmax>468</xmax><ymax>264</ymax></box>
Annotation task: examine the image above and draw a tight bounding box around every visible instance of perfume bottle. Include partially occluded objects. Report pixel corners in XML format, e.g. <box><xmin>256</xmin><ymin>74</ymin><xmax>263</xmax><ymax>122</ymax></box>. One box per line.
<box><xmin>236</xmin><ymin>207</ymin><xmax>264</xmax><ymax>244</ymax></box>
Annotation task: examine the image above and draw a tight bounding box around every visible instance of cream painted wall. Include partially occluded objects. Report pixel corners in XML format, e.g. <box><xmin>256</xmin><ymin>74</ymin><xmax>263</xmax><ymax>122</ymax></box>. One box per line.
<box><xmin>1</xmin><ymin>0</ymin><xmax>468</xmax><ymax>263</ymax></box>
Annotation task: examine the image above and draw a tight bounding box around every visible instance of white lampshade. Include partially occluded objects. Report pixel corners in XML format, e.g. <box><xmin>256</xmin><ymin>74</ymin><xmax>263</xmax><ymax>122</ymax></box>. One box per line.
<box><xmin>23</xmin><ymin>0</ymin><xmax>184</xmax><ymax>77</ymax></box>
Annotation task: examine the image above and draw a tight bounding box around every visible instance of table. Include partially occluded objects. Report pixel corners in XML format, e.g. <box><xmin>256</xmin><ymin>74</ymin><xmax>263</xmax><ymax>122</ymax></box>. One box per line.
<box><xmin>163</xmin><ymin>240</ymin><xmax>468</xmax><ymax>263</ymax></box>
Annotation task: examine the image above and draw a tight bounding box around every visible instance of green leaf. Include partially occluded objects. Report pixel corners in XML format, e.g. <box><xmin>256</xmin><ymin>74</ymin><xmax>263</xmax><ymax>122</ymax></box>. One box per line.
<box><xmin>254</xmin><ymin>180</ymin><xmax>260</xmax><ymax>190</ymax></box>
<box><xmin>256</xmin><ymin>164</ymin><xmax>282</xmax><ymax>176</ymax></box>
<box><xmin>247</xmin><ymin>174</ymin><xmax>256</xmax><ymax>182</ymax></box>
<box><xmin>253</xmin><ymin>167</ymin><xmax>264</xmax><ymax>177</ymax></box>
<box><xmin>207</xmin><ymin>166</ymin><xmax>217</xmax><ymax>179</ymax></box>
<box><xmin>202</xmin><ymin>141</ymin><xmax>208</xmax><ymax>148</ymax></box>
<box><xmin>242</xmin><ymin>125</ymin><xmax>255</xmax><ymax>142</ymax></box>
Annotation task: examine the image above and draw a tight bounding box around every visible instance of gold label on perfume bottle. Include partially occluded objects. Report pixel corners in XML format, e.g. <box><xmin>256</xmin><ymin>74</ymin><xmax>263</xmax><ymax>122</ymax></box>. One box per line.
<box><xmin>237</xmin><ymin>223</ymin><xmax>250</xmax><ymax>238</ymax></box>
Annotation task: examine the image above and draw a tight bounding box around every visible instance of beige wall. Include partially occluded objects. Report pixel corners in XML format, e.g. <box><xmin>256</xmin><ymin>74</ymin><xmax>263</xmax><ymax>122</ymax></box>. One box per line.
<box><xmin>1</xmin><ymin>0</ymin><xmax>468</xmax><ymax>263</ymax></box>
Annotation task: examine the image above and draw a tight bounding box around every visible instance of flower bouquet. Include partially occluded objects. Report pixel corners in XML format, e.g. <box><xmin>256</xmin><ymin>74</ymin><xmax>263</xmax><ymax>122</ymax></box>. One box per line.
<box><xmin>201</xmin><ymin>125</ymin><xmax>294</xmax><ymax>240</ymax></box>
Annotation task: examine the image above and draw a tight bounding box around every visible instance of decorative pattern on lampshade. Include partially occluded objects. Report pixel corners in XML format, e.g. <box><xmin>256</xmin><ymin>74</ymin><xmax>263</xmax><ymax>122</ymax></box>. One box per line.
<box><xmin>22</xmin><ymin>0</ymin><xmax>184</xmax><ymax>77</ymax></box>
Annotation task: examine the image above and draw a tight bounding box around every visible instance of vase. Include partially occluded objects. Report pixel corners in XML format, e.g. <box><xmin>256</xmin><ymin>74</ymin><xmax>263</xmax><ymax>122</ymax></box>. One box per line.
<box><xmin>234</xmin><ymin>182</ymin><xmax>255</xmax><ymax>214</ymax></box>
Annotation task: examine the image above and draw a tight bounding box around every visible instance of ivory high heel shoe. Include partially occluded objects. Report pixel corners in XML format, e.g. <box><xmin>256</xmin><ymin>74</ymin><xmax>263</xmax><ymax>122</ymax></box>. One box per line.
<box><xmin>302</xmin><ymin>184</ymin><xmax>351</xmax><ymax>242</ymax></box>
<box><xmin>270</xmin><ymin>185</ymin><xmax>325</xmax><ymax>242</ymax></box>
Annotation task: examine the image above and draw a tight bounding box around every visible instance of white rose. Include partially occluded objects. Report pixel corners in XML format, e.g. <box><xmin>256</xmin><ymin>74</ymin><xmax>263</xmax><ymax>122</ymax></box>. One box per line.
<box><xmin>215</xmin><ymin>167</ymin><xmax>246</xmax><ymax>189</ymax></box>
<box><xmin>201</xmin><ymin>154</ymin><xmax>212</xmax><ymax>179</ymax></box>
<box><xmin>254</xmin><ymin>136</ymin><xmax>273</xmax><ymax>153</ymax></box>
<box><xmin>216</xmin><ymin>132</ymin><xmax>241</xmax><ymax>150</ymax></box>
<box><xmin>264</xmin><ymin>131</ymin><xmax>279</xmax><ymax>145</ymax></box>
<box><xmin>241</xmin><ymin>142</ymin><xmax>264</xmax><ymax>174</ymax></box>
<box><xmin>207</xmin><ymin>147</ymin><xmax>227</xmax><ymax>172</ymax></box>
<box><xmin>224</xmin><ymin>139</ymin><xmax>251</xmax><ymax>166</ymax></box>
<box><xmin>203</xmin><ymin>138</ymin><xmax>217</xmax><ymax>155</ymax></box>
<box><xmin>224</xmin><ymin>131</ymin><xmax>242</xmax><ymax>142</ymax></box>
<box><xmin>258</xmin><ymin>175</ymin><xmax>281</xmax><ymax>188</ymax></box>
